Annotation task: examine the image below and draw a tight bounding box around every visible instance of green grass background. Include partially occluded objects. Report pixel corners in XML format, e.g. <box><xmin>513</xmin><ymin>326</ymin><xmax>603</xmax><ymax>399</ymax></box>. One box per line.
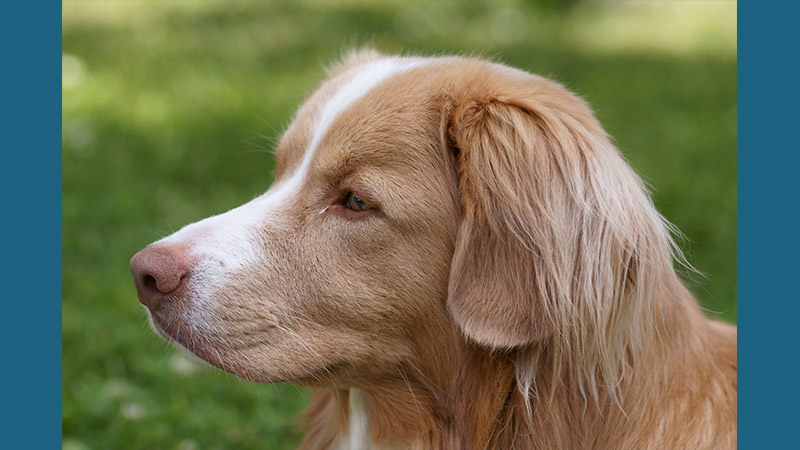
<box><xmin>62</xmin><ymin>1</ymin><xmax>736</xmax><ymax>449</ymax></box>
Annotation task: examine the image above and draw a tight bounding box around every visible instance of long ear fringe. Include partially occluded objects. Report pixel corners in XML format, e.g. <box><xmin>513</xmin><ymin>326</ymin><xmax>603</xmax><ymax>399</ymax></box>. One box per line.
<box><xmin>527</xmin><ymin>110</ymin><xmax>691</xmax><ymax>411</ymax></box>
<box><xmin>446</xmin><ymin>67</ymin><xmax>692</xmax><ymax>412</ymax></box>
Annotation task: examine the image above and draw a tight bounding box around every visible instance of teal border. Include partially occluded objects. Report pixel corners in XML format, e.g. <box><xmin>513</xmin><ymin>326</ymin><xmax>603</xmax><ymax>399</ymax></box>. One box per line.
<box><xmin>9</xmin><ymin>0</ymin><xmax>793</xmax><ymax>446</ymax></box>
<box><xmin>2</xmin><ymin>2</ymin><xmax>62</xmax><ymax>447</ymax></box>
<box><xmin>738</xmin><ymin>1</ymin><xmax>796</xmax><ymax>448</ymax></box>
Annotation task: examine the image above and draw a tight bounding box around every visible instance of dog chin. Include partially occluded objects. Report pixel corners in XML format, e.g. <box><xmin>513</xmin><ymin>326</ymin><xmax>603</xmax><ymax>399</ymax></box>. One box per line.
<box><xmin>145</xmin><ymin>309</ymin><xmax>233</xmax><ymax>373</ymax></box>
<box><xmin>146</xmin><ymin>309</ymin><xmax>336</xmax><ymax>384</ymax></box>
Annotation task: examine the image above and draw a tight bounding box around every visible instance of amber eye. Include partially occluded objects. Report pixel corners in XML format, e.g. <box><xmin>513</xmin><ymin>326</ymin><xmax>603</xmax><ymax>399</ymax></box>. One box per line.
<box><xmin>345</xmin><ymin>192</ymin><xmax>372</xmax><ymax>211</ymax></box>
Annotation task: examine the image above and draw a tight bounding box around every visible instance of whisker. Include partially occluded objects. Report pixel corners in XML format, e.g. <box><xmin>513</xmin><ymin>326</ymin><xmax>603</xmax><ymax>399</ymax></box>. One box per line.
<box><xmin>398</xmin><ymin>367</ymin><xmax>421</xmax><ymax>413</ymax></box>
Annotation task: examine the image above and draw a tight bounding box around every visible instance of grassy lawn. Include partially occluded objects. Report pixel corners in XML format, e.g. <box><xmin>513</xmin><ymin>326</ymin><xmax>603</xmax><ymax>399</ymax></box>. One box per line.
<box><xmin>62</xmin><ymin>1</ymin><xmax>736</xmax><ymax>449</ymax></box>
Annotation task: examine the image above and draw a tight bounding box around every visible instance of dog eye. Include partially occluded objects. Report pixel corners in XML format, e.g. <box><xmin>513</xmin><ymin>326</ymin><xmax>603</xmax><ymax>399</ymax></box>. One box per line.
<box><xmin>345</xmin><ymin>192</ymin><xmax>372</xmax><ymax>211</ymax></box>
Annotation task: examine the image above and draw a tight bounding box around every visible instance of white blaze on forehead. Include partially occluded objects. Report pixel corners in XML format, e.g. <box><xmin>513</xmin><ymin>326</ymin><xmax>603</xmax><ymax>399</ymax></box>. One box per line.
<box><xmin>157</xmin><ymin>57</ymin><xmax>429</xmax><ymax>284</ymax></box>
<box><xmin>278</xmin><ymin>58</ymin><xmax>429</xmax><ymax>199</ymax></box>
<box><xmin>249</xmin><ymin>57</ymin><xmax>430</xmax><ymax>218</ymax></box>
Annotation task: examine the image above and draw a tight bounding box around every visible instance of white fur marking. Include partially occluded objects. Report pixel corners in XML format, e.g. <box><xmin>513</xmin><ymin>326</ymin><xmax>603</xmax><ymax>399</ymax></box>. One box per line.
<box><xmin>340</xmin><ymin>388</ymin><xmax>371</xmax><ymax>450</ymax></box>
<box><xmin>278</xmin><ymin>58</ymin><xmax>428</xmax><ymax>204</ymax></box>
<box><xmin>157</xmin><ymin>58</ymin><xmax>428</xmax><ymax>300</ymax></box>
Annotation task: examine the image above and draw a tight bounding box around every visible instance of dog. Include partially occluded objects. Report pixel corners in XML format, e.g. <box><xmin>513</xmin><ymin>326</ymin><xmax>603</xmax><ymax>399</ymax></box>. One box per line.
<box><xmin>131</xmin><ymin>49</ymin><xmax>737</xmax><ymax>449</ymax></box>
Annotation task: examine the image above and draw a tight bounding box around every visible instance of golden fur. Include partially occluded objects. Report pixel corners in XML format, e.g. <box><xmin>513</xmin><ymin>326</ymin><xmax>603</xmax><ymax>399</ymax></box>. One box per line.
<box><xmin>132</xmin><ymin>49</ymin><xmax>737</xmax><ymax>449</ymax></box>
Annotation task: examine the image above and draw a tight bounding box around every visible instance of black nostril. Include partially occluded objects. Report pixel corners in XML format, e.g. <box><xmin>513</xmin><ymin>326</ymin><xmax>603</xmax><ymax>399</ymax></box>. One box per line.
<box><xmin>143</xmin><ymin>274</ymin><xmax>159</xmax><ymax>293</ymax></box>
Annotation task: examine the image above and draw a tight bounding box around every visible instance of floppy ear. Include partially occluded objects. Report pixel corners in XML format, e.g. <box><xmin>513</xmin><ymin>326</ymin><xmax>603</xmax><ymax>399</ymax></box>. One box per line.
<box><xmin>445</xmin><ymin>74</ymin><xmax>672</xmax><ymax>349</ymax></box>
<box><xmin>446</xmin><ymin>94</ymin><xmax>565</xmax><ymax>348</ymax></box>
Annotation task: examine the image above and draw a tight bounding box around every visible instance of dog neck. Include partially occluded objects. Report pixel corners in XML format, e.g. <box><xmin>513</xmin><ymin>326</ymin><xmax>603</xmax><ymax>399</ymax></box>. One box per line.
<box><xmin>300</xmin><ymin>286</ymin><xmax>736</xmax><ymax>450</ymax></box>
<box><xmin>299</xmin><ymin>340</ymin><xmax>518</xmax><ymax>449</ymax></box>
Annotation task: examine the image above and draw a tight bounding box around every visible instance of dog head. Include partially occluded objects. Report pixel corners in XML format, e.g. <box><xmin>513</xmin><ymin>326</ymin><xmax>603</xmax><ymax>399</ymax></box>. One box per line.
<box><xmin>131</xmin><ymin>50</ymin><xmax>678</xmax><ymax>388</ymax></box>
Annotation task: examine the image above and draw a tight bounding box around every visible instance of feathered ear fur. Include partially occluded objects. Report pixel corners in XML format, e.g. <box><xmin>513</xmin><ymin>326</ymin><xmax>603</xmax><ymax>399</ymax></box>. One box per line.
<box><xmin>445</xmin><ymin>66</ymin><xmax>681</xmax><ymax>362</ymax></box>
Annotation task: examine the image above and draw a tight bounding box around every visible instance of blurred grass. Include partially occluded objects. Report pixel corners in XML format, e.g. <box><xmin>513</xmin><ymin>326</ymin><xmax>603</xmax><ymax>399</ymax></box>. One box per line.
<box><xmin>62</xmin><ymin>1</ymin><xmax>736</xmax><ymax>449</ymax></box>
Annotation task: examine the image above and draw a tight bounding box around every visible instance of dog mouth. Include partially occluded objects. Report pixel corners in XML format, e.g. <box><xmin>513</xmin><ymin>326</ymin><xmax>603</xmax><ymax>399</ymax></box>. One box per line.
<box><xmin>149</xmin><ymin>314</ymin><xmax>267</xmax><ymax>381</ymax></box>
<box><xmin>146</xmin><ymin>308</ymin><xmax>229</xmax><ymax>369</ymax></box>
<box><xmin>146</xmin><ymin>304</ymin><xmax>343</xmax><ymax>384</ymax></box>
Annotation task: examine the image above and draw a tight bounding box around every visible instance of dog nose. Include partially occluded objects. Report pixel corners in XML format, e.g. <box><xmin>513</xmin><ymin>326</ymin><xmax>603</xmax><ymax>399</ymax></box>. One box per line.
<box><xmin>130</xmin><ymin>244</ymin><xmax>191</xmax><ymax>311</ymax></box>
